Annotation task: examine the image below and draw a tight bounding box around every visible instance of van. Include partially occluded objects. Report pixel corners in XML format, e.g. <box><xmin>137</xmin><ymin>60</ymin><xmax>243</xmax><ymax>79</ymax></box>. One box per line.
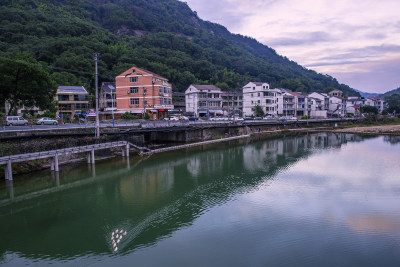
<box><xmin>5</xmin><ymin>116</ymin><xmax>29</xmax><ymax>126</ymax></box>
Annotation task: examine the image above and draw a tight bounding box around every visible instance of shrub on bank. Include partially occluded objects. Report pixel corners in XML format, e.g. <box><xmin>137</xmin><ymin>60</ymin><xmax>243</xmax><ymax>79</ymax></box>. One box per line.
<box><xmin>122</xmin><ymin>112</ymin><xmax>138</xmax><ymax>120</ymax></box>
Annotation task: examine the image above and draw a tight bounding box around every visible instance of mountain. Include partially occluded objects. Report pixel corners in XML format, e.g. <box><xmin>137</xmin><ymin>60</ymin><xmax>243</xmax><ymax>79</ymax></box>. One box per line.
<box><xmin>0</xmin><ymin>0</ymin><xmax>359</xmax><ymax>96</ymax></box>
<box><xmin>353</xmin><ymin>89</ymin><xmax>380</xmax><ymax>98</ymax></box>
<box><xmin>381</xmin><ymin>87</ymin><xmax>400</xmax><ymax>98</ymax></box>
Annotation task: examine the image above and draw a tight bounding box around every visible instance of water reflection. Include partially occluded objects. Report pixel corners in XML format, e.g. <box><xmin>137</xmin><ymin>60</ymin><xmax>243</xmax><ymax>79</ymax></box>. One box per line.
<box><xmin>0</xmin><ymin>133</ymin><xmax>399</xmax><ymax>266</ymax></box>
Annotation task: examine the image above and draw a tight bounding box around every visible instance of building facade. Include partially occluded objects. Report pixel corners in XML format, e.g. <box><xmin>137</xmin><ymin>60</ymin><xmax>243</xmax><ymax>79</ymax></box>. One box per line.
<box><xmin>185</xmin><ymin>85</ymin><xmax>223</xmax><ymax>117</ymax></box>
<box><xmin>56</xmin><ymin>86</ymin><xmax>89</xmax><ymax>118</ymax></box>
<box><xmin>221</xmin><ymin>91</ymin><xmax>243</xmax><ymax>116</ymax></box>
<box><xmin>242</xmin><ymin>82</ymin><xmax>281</xmax><ymax>116</ymax></box>
<box><xmin>115</xmin><ymin>66</ymin><xmax>173</xmax><ymax>119</ymax></box>
<box><xmin>365</xmin><ymin>97</ymin><xmax>385</xmax><ymax>113</ymax></box>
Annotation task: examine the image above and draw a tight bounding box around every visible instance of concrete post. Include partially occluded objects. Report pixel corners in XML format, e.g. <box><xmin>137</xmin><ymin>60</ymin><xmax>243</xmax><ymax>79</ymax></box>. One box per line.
<box><xmin>51</xmin><ymin>157</ymin><xmax>55</xmax><ymax>171</ymax></box>
<box><xmin>54</xmin><ymin>153</ymin><xmax>59</xmax><ymax>172</ymax></box>
<box><xmin>126</xmin><ymin>143</ymin><xmax>130</xmax><ymax>158</ymax></box>
<box><xmin>91</xmin><ymin>150</ymin><xmax>95</xmax><ymax>164</ymax></box>
<box><xmin>4</xmin><ymin>164</ymin><xmax>9</xmax><ymax>180</ymax></box>
<box><xmin>7</xmin><ymin>160</ymin><xmax>12</xmax><ymax>181</ymax></box>
<box><xmin>121</xmin><ymin>147</ymin><xmax>125</xmax><ymax>157</ymax></box>
<box><xmin>87</xmin><ymin>152</ymin><xmax>91</xmax><ymax>164</ymax></box>
<box><xmin>55</xmin><ymin>171</ymin><xmax>60</xmax><ymax>187</ymax></box>
<box><xmin>6</xmin><ymin>180</ymin><xmax>14</xmax><ymax>200</ymax></box>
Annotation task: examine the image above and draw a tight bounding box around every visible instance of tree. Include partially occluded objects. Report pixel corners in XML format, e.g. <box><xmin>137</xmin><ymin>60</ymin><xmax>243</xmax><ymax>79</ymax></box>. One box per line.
<box><xmin>385</xmin><ymin>94</ymin><xmax>400</xmax><ymax>114</ymax></box>
<box><xmin>0</xmin><ymin>53</ymin><xmax>56</xmax><ymax>115</ymax></box>
<box><xmin>252</xmin><ymin>105</ymin><xmax>264</xmax><ymax>117</ymax></box>
<box><xmin>360</xmin><ymin>105</ymin><xmax>379</xmax><ymax>115</ymax></box>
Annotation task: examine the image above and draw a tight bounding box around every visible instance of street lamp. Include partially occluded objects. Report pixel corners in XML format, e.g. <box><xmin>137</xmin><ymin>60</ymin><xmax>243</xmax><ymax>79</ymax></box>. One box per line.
<box><xmin>111</xmin><ymin>89</ymin><xmax>115</xmax><ymax>127</ymax></box>
<box><xmin>93</xmin><ymin>52</ymin><xmax>100</xmax><ymax>138</ymax></box>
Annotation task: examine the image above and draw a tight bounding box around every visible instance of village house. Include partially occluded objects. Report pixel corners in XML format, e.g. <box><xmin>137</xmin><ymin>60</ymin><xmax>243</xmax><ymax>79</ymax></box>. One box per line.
<box><xmin>365</xmin><ymin>97</ymin><xmax>385</xmax><ymax>113</ymax></box>
<box><xmin>185</xmin><ymin>85</ymin><xmax>223</xmax><ymax>117</ymax></box>
<box><xmin>55</xmin><ymin>86</ymin><xmax>89</xmax><ymax>118</ymax></box>
<box><xmin>307</xmin><ymin>97</ymin><xmax>328</xmax><ymax>118</ymax></box>
<box><xmin>99</xmin><ymin>82</ymin><xmax>116</xmax><ymax>119</ymax></box>
<box><xmin>115</xmin><ymin>66</ymin><xmax>173</xmax><ymax>119</ymax></box>
<box><xmin>242</xmin><ymin>82</ymin><xmax>281</xmax><ymax>117</ymax></box>
<box><xmin>221</xmin><ymin>91</ymin><xmax>243</xmax><ymax>116</ymax></box>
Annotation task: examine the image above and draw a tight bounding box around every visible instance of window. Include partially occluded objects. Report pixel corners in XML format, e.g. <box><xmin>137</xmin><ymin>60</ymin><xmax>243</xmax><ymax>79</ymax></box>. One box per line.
<box><xmin>129</xmin><ymin>77</ymin><xmax>138</xmax><ymax>83</ymax></box>
<box><xmin>130</xmin><ymin>98</ymin><xmax>139</xmax><ymax>105</ymax></box>
<box><xmin>74</xmin><ymin>95</ymin><xmax>88</xmax><ymax>101</ymax></box>
<box><xmin>58</xmin><ymin>94</ymin><xmax>69</xmax><ymax>101</ymax></box>
<box><xmin>130</xmin><ymin>87</ymin><xmax>138</xmax><ymax>94</ymax></box>
<box><xmin>258</xmin><ymin>93</ymin><xmax>260</xmax><ymax>97</ymax></box>
<box><xmin>253</xmin><ymin>87</ymin><xmax>255</xmax><ymax>90</ymax></box>
<box><xmin>251</xmin><ymin>94</ymin><xmax>253</xmax><ymax>98</ymax></box>
<box><xmin>75</xmin><ymin>103</ymin><xmax>88</xmax><ymax>110</ymax></box>
<box><xmin>258</xmin><ymin>100</ymin><xmax>260</xmax><ymax>104</ymax></box>
<box><xmin>251</xmin><ymin>101</ymin><xmax>254</xmax><ymax>104</ymax></box>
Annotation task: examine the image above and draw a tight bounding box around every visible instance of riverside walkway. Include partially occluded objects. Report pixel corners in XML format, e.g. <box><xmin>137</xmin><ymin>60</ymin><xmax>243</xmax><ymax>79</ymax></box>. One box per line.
<box><xmin>1</xmin><ymin>141</ymin><xmax>149</xmax><ymax>180</ymax></box>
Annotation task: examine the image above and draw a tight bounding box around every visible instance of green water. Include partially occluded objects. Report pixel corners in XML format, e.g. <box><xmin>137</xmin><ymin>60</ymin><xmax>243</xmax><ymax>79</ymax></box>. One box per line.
<box><xmin>1</xmin><ymin>133</ymin><xmax>400</xmax><ymax>266</ymax></box>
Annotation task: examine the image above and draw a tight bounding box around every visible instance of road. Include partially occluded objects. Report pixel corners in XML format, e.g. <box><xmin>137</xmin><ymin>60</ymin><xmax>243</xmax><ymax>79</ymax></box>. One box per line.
<box><xmin>0</xmin><ymin>118</ymin><xmax>350</xmax><ymax>132</ymax></box>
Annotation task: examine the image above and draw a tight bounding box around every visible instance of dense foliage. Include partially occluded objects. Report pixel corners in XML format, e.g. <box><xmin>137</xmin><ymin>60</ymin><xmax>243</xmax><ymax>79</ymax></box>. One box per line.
<box><xmin>381</xmin><ymin>87</ymin><xmax>400</xmax><ymax>98</ymax></box>
<box><xmin>0</xmin><ymin>53</ymin><xmax>56</xmax><ymax>114</ymax></box>
<box><xmin>0</xmin><ymin>0</ymin><xmax>358</xmax><ymax>96</ymax></box>
<box><xmin>384</xmin><ymin>94</ymin><xmax>400</xmax><ymax>114</ymax></box>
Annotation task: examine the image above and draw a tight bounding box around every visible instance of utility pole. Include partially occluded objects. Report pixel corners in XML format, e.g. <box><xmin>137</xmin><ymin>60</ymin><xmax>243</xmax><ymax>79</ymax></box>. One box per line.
<box><xmin>94</xmin><ymin>53</ymin><xmax>100</xmax><ymax>138</ymax></box>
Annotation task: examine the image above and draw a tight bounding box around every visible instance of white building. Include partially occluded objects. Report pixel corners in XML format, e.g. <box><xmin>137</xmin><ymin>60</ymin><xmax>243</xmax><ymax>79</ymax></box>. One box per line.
<box><xmin>308</xmin><ymin>92</ymin><xmax>329</xmax><ymax>111</ymax></box>
<box><xmin>308</xmin><ymin>97</ymin><xmax>328</xmax><ymax>118</ymax></box>
<box><xmin>346</xmin><ymin>97</ymin><xmax>365</xmax><ymax>116</ymax></box>
<box><xmin>365</xmin><ymin>97</ymin><xmax>385</xmax><ymax>113</ymax></box>
<box><xmin>329</xmin><ymin>96</ymin><xmax>347</xmax><ymax>116</ymax></box>
<box><xmin>185</xmin><ymin>85</ymin><xmax>223</xmax><ymax>117</ymax></box>
<box><xmin>242</xmin><ymin>82</ymin><xmax>281</xmax><ymax>116</ymax></box>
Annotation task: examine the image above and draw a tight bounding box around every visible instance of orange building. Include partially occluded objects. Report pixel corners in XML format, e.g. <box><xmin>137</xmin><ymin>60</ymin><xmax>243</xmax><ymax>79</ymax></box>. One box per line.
<box><xmin>115</xmin><ymin>66</ymin><xmax>174</xmax><ymax>119</ymax></box>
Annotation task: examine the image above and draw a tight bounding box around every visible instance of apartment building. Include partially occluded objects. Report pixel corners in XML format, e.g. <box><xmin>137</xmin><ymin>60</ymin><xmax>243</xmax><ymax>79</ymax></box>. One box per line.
<box><xmin>185</xmin><ymin>85</ymin><xmax>223</xmax><ymax>117</ymax></box>
<box><xmin>242</xmin><ymin>82</ymin><xmax>281</xmax><ymax>116</ymax></box>
<box><xmin>115</xmin><ymin>66</ymin><xmax>173</xmax><ymax>119</ymax></box>
<box><xmin>56</xmin><ymin>86</ymin><xmax>89</xmax><ymax>118</ymax></box>
<box><xmin>277</xmin><ymin>91</ymin><xmax>296</xmax><ymax>117</ymax></box>
<box><xmin>221</xmin><ymin>91</ymin><xmax>243</xmax><ymax>116</ymax></box>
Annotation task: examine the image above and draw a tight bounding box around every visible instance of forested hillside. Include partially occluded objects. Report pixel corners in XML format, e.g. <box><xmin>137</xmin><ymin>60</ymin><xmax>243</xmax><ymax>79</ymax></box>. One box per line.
<box><xmin>0</xmin><ymin>0</ymin><xmax>358</xmax><ymax>96</ymax></box>
<box><xmin>381</xmin><ymin>87</ymin><xmax>400</xmax><ymax>98</ymax></box>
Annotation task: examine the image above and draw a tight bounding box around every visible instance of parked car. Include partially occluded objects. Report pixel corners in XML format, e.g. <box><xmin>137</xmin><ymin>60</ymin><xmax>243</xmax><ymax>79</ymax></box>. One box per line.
<box><xmin>188</xmin><ymin>116</ymin><xmax>197</xmax><ymax>121</ymax></box>
<box><xmin>5</xmin><ymin>116</ymin><xmax>28</xmax><ymax>126</ymax></box>
<box><xmin>34</xmin><ymin>117</ymin><xmax>58</xmax><ymax>125</ymax></box>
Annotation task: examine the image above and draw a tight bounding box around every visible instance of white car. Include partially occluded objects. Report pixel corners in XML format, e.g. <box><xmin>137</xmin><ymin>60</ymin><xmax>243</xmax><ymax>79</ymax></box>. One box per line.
<box><xmin>34</xmin><ymin>117</ymin><xmax>58</xmax><ymax>125</ymax></box>
<box><xmin>5</xmin><ymin>116</ymin><xmax>28</xmax><ymax>126</ymax></box>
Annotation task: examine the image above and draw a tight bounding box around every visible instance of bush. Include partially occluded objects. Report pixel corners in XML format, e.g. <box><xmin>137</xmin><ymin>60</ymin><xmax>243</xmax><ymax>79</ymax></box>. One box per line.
<box><xmin>63</xmin><ymin>114</ymin><xmax>70</xmax><ymax>122</ymax></box>
<box><xmin>301</xmin><ymin>115</ymin><xmax>309</xmax><ymax>119</ymax></box>
<box><xmin>144</xmin><ymin>113</ymin><xmax>150</xmax><ymax>120</ymax></box>
<box><xmin>347</xmin><ymin>113</ymin><xmax>354</xmax><ymax>118</ymax></box>
<box><xmin>122</xmin><ymin>112</ymin><xmax>138</xmax><ymax>120</ymax></box>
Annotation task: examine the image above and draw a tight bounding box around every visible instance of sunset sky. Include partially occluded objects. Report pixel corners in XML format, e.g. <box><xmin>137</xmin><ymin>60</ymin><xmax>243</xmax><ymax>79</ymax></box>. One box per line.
<box><xmin>184</xmin><ymin>0</ymin><xmax>400</xmax><ymax>93</ymax></box>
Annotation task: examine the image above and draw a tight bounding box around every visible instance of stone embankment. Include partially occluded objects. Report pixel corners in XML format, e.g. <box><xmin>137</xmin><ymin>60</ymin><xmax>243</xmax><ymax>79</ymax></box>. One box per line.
<box><xmin>333</xmin><ymin>124</ymin><xmax>400</xmax><ymax>135</ymax></box>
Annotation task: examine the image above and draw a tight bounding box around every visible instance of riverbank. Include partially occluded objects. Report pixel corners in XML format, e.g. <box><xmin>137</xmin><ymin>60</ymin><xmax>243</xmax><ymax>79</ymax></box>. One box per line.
<box><xmin>333</xmin><ymin>124</ymin><xmax>400</xmax><ymax>135</ymax></box>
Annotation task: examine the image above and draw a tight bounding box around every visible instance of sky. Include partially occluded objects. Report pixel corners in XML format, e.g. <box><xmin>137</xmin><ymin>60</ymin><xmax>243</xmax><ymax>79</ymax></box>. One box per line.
<box><xmin>184</xmin><ymin>0</ymin><xmax>400</xmax><ymax>93</ymax></box>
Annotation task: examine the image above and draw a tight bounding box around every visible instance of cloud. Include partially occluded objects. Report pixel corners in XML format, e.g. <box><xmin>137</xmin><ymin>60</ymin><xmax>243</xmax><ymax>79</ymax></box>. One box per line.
<box><xmin>313</xmin><ymin>56</ymin><xmax>400</xmax><ymax>92</ymax></box>
<box><xmin>266</xmin><ymin>31</ymin><xmax>334</xmax><ymax>46</ymax></box>
<box><xmin>184</xmin><ymin>0</ymin><xmax>400</xmax><ymax>93</ymax></box>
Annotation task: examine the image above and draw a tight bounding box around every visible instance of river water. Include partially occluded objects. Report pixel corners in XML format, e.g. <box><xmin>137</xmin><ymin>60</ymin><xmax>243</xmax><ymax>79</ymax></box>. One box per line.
<box><xmin>1</xmin><ymin>133</ymin><xmax>400</xmax><ymax>266</ymax></box>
